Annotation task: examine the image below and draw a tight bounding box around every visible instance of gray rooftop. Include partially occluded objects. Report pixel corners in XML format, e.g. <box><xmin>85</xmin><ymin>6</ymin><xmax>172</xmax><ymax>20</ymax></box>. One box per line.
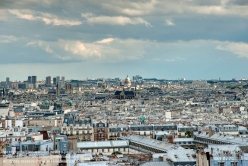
<box><xmin>77</xmin><ymin>140</ymin><xmax>129</xmax><ymax>149</ymax></box>
<box><xmin>123</xmin><ymin>135</ymin><xmax>184</xmax><ymax>152</ymax></box>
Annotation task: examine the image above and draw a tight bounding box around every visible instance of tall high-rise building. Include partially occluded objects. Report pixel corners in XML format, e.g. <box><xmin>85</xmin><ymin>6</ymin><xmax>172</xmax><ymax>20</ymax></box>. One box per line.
<box><xmin>46</xmin><ymin>76</ymin><xmax>51</xmax><ymax>85</ymax></box>
<box><xmin>31</xmin><ymin>76</ymin><xmax>37</xmax><ymax>84</ymax></box>
<box><xmin>6</xmin><ymin>77</ymin><xmax>10</xmax><ymax>85</ymax></box>
<box><xmin>53</xmin><ymin>77</ymin><xmax>57</xmax><ymax>85</ymax></box>
<box><xmin>133</xmin><ymin>75</ymin><xmax>142</xmax><ymax>81</ymax></box>
<box><xmin>32</xmin><ymin>76</ymin><xmax>37</xmax><ymax>88</ymax></box>
<box><xmin>61</xmin><ymin>76</ymin><xmax>65</xmax><ymax>87</ymax></box>
<box><xmin>56</xmin><ymin>76</ymin><xmax>60</xmax><ymax>87</ymax></box>
<box><xmin>28</xmin><ymin>76</ymin><xmax>32</xmax><ymax>83</ymax></box>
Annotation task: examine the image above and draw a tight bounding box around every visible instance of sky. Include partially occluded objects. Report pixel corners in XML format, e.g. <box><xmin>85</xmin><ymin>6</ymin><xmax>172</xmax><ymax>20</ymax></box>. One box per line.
<box><xmin>0</xmin><ymin>0</ymin><xmax>248</xmax><ymax>81</ymax></box>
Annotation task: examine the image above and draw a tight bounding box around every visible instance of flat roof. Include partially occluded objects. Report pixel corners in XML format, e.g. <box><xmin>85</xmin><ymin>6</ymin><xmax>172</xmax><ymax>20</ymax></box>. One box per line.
<box><xmin>123</xmin><ymin>135</ymin><xmax>184</xmax><ymax>152</ymax></box>
<box><xmin>77</xmin><ymin>140</ymin><xmax>129</xmax><ymax>149</ymax></box>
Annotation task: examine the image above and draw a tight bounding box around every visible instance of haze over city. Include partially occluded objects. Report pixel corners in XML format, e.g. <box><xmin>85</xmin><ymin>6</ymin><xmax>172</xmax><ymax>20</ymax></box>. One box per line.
<box><xmin>0</xmin><ymin>0</ymin><xmax>248</xmax><ymax>80</ymax></box>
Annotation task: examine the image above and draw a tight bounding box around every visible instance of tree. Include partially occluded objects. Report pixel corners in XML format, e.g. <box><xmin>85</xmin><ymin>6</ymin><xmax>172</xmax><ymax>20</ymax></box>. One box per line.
<box><xmin>185</xmin><ymin>130</ymin><xmax>192</xmax><ymax>138</ymax></box>
<box><xmin>112</xmin><ymin>151</ymin><xmax>122</xmax><ymax>155</ymax></box>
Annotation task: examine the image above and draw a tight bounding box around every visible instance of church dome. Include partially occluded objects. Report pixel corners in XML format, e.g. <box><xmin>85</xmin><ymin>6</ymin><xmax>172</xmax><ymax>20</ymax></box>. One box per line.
<box><xmin>124</xmin><ymin>75</ymin><xmax>131</xmax><ymax>87</ymax></box>
<box><xmin>68</xmin><ymin>100</ymin><xmax>73</xmax><ymax>106</ymax></box>
<box><xmin>44</xmin><ymin>100</ymin><xmax>49</xmax><ymax>105</ymax></box>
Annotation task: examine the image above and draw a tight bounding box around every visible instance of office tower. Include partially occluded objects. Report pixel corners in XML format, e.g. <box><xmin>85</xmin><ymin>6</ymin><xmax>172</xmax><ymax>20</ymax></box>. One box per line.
<box><xmin>56</xmin><ymin>76</ymin><xmax>60</xmax><ymax>87</ymax></box>
<box><xmin>53</xmin><ymin>77</ymin><xmax>57</xmax><ymax>85</ymax></box>
<box><xmin>61</xmin><ymin>76</ymin><xmax>65</xmax><ymax>87</ymax></box>
<box><xmin>31</xmin><ymin>76</ymin><xmax>37</xmax><ymax>84</ymax></box>
<box><xmin>32</xmin><ymin>76</ymin><xmax>37</xmax><ymax>88</ymax></box>
<box><xmin>6</xmin><ymin>77</ymin><xmax>9</xmax><ymax>85</ymax></box>
<box><xmin>133</xmin><ymin>75</ymin><xmax>142</xmax><ymax>81</ymax></box>
<box><xmin>46</xmin><ymin>76</ymin><xmax>51</xmax><ymax>85</ymax></box>
<box><xmin>28</xmin><ymin>76</ymin><xmax>32</xmax><ymax>83</ymax></box>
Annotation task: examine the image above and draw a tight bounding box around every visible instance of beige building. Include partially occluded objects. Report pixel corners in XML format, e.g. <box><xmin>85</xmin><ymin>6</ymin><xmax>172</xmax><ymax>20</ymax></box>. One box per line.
<box><xmin>24</xmin><ymin>119</ymin><xmax>63</xmax><ymax>128</ymax></box>
<box><xmin>196</xmin><ymin>147</ymin><xmax>210</xmax><ymax>166</ymax></box>
<box><xmin>1</xmin><ymin>154</ymin><xmax>61</xmax><ymax>166</ymax></box>
<box><xmin>61</xmin><ymin>123</ymin><xmax>94</xmax><ymax>141</ymax></box>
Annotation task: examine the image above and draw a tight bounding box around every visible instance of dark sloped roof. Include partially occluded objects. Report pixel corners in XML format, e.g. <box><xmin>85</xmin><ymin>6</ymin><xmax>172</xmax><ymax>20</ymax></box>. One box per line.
<box><xmin>114</xmin><ymin>91</ymin><xmax>122</xmax><ymax>95</ymax></box>
<box><xmin>239</xmin><ymin>146</ymin><xmax>248</xmax><ymax>153</ymax></box>
<box><xmin>114</xmin><ymin>91</ymin><xmax>134</xmax><ymax>96</ymax></box>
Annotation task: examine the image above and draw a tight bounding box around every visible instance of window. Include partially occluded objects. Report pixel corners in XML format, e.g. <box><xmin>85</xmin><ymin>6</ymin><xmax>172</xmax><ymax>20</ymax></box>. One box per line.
<box><xmin>219</xmin><ymin>162</ymin><xmax>225</xmax><ymax>166</ymax></box>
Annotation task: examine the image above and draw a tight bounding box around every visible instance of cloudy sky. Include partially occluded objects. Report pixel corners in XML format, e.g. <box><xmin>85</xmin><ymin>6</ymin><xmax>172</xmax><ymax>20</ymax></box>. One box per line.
<box><xmin>0</xmin><ymin>0</ymin><xmax>248</xmax><ymax>81</ymax></box>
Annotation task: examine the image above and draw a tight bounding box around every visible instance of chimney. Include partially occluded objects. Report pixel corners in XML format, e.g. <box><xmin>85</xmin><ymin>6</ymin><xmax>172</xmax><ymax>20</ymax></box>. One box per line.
<box><xmin>209</xmin><ymin>126</ymin><xmax>215</xmax><ymax>137</ymax></box>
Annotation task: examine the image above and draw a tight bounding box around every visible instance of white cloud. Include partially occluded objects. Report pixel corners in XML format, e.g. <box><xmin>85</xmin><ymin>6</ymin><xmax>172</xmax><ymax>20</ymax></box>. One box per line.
<box><xmin>8</xmin><ymin>9</ymin><xmax>82</xmax><ymax>26</ymax></box>
<box><xmin>216</xmin><ymin>42</ymin><xmax>248</xmax><ymax>58</ymax></box>
<box><xmin>42</xmin><ymin>18</ymin><xmax>81</xmax><ymax>26</ymax></box>
<box><xmin>27</xmin><ymin>40</ymin><xmax>54</xmax><ymax>54</ymax></box>
<box><xmin>194</xmin><ymin>6</ymin><xmax>228</xmax><ymax>15</ymax></box>
<box><xmin>81</xmin><ymin>13</ymin><xmax>94</xmax><ymax>18</ymax></box>
<box><xmin>45</xmin><ymin>47</ymin><xmax>54</xmax><ymax>53</ymax></box>
<box><xmin>25</xmin><ymin>37</ymin><xmax>248</xmax><ymax>63</ymax></box>
<box><xmin>62</xmin><ymin>40</ymin><xmax>102</xmax><ymax>58</ymax></box>
<box><xmin>0</xmin><ymin>9</ymin><xmax>8</xmax><ymax>20</ymax></box>
<box><xmin>152</xmin><ymin>57</ymin><xmax>184</xmax><ymax>62</ymax></box>
<box><xmin>98</xmin><ymin>0</ymin><xmax>248</xmax><ymax>17</ymax></box>
<box><xmin>0</xmin><ymin>35</ymin><xmax>17</xmax><ymax>43</ymax></box>
<box><xmin>165</xmin><ymin>19</ymin><xmax>175</xmax><ymax>26</ymax></box>
<box><xmin>96</xmin><ymin>38</ymin><xmax>114</xmax><ymax>44</ymax></box>
<box><xmin>82</xmin><ymin>13</ymin><xmax>151</xmax><ymax>27</ymax></box>
<box><xmin>9</xmin><ymin>9</ymin><xmax>36</xmax><ymax>20</ymax></box>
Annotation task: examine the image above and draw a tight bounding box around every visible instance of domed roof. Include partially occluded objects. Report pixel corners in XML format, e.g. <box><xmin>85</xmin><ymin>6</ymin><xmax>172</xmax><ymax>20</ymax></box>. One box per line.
<box><xmin>124</xmin><ymin>75</ymin><xmax>131</xmax><ymax>86</ymax></box>
<box><xmin>68</xmin><ymin>100</ymin><xmax>73</xmax><ymax>106</ymax></box>
<box><xmin>44</xmin><ymin>100</ymin><xmax>49</xmax><ymax>105</ymax></box>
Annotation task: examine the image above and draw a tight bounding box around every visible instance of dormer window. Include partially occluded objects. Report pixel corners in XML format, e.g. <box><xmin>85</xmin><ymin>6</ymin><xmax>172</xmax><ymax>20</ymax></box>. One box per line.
<box><xmin>219</xmin><ymin>162</ymin><xmax>225</xmax><ymax>166</ymax></box>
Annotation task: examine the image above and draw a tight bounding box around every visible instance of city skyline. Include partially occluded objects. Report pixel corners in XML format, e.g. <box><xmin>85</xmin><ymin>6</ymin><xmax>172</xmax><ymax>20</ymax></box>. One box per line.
<box><xmin>0</xmin><ymin>0</ymin><xmax>248</xmax><ymax>80</ymax></box>
<box><xmin>0</xmin><ymin>74</ymin><xmax>245</xmax><ymax>82</ymax></box>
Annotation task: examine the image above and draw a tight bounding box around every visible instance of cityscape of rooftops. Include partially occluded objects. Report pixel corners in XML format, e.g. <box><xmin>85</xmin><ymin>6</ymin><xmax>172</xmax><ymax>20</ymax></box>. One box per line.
<box><xmin>1</xmin><ymin>0</ymin><xmax>248</xmax><ymax>166</ymax></box>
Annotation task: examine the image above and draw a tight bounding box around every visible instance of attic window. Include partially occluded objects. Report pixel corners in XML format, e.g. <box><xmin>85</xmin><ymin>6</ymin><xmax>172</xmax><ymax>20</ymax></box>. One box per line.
<box><xmin>219</xmin><ymin>162</ymin><xmax>225</xmax><ymax>166</ymax></box>
<box><xmin>231</xmin><ymin>162</ymin><xmax>238</xmax><ymax>166</ymax></box>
